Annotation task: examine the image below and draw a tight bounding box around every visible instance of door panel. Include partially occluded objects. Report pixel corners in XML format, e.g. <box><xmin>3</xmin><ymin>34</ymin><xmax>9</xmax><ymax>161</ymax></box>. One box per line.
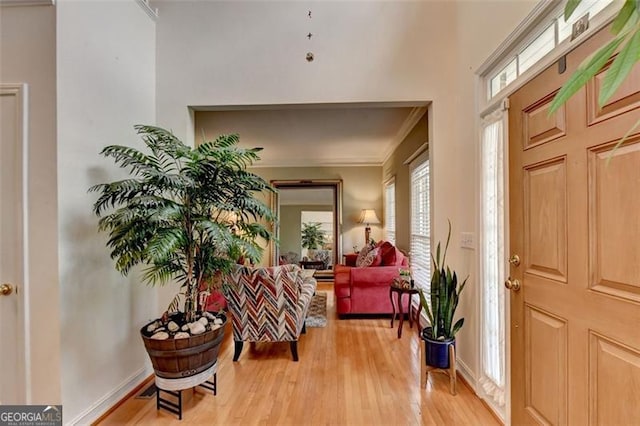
<box><xmin>525</xmin><ymin>305</ymin><xmax>568</xmax><ymax>426</ymax></box>
<box><xmin>589</xmin><ymin>332</ymin><xmax>640</xmax><ymax>425</ymax></box>
<box><xmin>0</xmin><ymin>84</ymin><xmax>27</xmax><ymax>404</ymax></box>
<box><xmin>588</xmin><ymin>140</ymin><xmax>640</xmax><ymax>301</ymax></box>
<box><xmin>509</xmin><ymin>25</ymin><xmax>640</xmax><ymax>425</ymax></box>
<box><xmin>522</xmin><ymin>92</ymin><xmax>566</xmax><ymax>149</ymax></box>
<box><xmin>523</xmin><ymin>158</ymin><xmax>567</xmax><ymax>282</ymax></box>
<box><xmin>587</xmin><ymin>56</ymin><xmax>640</xmax><ymax>124</ymax></box>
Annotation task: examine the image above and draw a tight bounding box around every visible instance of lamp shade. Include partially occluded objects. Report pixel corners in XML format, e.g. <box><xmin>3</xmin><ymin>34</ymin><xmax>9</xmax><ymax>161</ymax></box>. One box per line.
<box><xmin>358</xmin><ymin>209</ymin><xmax>380</xmax><ymax>225</ymax></box>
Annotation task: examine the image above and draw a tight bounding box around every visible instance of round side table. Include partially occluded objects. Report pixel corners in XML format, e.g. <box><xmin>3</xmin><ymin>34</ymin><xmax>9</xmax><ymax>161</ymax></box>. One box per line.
<box><xmin>389</xmin><ymin>280</ymin><xmax>422</xmax><ymax>338</ymax></box>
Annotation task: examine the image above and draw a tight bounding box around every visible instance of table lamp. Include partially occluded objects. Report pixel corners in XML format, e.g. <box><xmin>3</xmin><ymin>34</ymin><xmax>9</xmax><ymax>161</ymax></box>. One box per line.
<box><xmin>358</xmin><ymin>209</ymin><xmax>380</xmax><ymax>246</ymax></box>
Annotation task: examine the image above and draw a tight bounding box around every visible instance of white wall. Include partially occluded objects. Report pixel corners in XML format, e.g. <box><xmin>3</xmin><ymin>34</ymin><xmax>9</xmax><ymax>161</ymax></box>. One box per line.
<box><xmin>451</xmin><ymin>0</ymin><xmax>537</xmax><ymax>385</ymax></box>
<box><xmin>156</xmin><ymin>0</ymin><xmax>444</xmax><ymax>142</ymax></box>
<box><xmin>56</xmin><ymin>1</ymin><xmax>157</xmax><ymax>423</ymax></box>
<box><xmin>0</xmin><ymin>1</ymin><xmax>61</xmax><ymax>404</ymax></box>
<box><xmin>156</xmin><ymin>0</ymin><xmax>535</xmax><ymax>385</ymax></box>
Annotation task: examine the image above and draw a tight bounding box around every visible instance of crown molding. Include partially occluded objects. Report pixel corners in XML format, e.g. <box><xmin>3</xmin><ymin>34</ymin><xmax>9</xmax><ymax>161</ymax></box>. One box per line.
<box><xmin>192</xmin><ymin>101</ymin><xmax>428</xmax><ymax>112</ymax></box>
<box><xmin>403</xmin><ymin>142</ymin><xmax>428</xmax><ymax>165</ymax></box>
<box><xmin>135</xmin><ymin>0</ymin><xmax>157</xmax><ymax>21</ymax></box>
<box><xmin>251</xmin><ymin>159</ymin><xmax>382</xmax><ymax>169</ymax></box>
<box><xmin>0</xmin><ymin>0</ymin><xmax>54</xmax><ymax>6</ymax></box>
<box><xmin>382</xmin><ymin>106</ymin><xmax>427</xmax><ymax>164</ymax></box>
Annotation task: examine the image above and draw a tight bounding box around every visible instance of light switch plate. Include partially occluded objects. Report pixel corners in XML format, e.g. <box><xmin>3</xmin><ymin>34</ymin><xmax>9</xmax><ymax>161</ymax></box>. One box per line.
<box><xmin>460</xmin><ymin>232</ymin><xmax>474</xmax><ymax>249</ymax></box>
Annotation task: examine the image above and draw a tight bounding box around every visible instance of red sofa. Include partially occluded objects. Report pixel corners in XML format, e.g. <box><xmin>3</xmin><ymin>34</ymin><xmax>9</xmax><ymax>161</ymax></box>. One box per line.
<box><xmin>334</xmin><ymin>242</ymin><xmax>408</xmax><ymax>316</ymax></box>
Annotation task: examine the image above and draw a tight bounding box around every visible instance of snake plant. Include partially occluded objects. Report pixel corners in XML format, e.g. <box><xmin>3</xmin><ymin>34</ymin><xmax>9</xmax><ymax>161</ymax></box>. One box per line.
<box><xmin>419</xmin><ymin>221</ymin><xmax>468</xmax><ymax>340</ymax></box>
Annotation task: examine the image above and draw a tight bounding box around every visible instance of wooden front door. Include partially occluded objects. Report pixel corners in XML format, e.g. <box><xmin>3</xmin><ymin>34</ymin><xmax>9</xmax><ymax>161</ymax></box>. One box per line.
<box><xmin>508</xmin><ymin>26</ymin><xmax>640</xmax><ymax>425</ymax></box>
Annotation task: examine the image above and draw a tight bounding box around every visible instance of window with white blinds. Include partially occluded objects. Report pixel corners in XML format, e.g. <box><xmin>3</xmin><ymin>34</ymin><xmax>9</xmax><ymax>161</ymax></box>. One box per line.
<box><xmin>479</xmin><ymin>111</ymin><xmax>507</xmax><ymax>413</ymax></box>
<box><xmin>384</xmin><ymin>180</ymin><xmax>396</xmax><ymax>245</ymax></box>
<box><xmin>410</xmin><ymin>155</ymin><xmax>430</xmax><ymax>291</ymax></box>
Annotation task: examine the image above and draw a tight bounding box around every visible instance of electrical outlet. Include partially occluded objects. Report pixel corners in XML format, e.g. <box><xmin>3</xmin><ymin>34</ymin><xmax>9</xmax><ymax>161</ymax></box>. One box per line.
<box><xmin>460</xmin><ymin>232</ymin><xmax>474</xmax><ymax>249</ymax></box>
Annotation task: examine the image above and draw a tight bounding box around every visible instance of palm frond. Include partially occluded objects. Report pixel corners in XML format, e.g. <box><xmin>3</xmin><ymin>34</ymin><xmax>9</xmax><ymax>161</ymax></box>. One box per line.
<box><xmin>195</xmin><ymin>219</ymin><xmax>234</xmax><ymax>249</ymax></box>
<box><xmin>90</xmin><ymin>179</ymin><xmax>147</xmax><ymax>215</ymax></box>
<box><xmin>135</xmin><ymin>125</ymin><xmax>191</xmax><ymax>160</ymax></box>
<box><xmin>166</xmin><ymin>292</ymin><xmax>184</xmax><ymax>313</ymax></box>
<box><xmin>237</xmin><ymin>222</ymin><xmax>273</xmax><ymax>241</ymax></box>
<box><xmin>145</xmin><ymin>228</ymin><xmax>187</xmax><ymax>264</ymax></box>
<box><xmin>142</xmin><ymin>262</ymin><xmax>186</xmax><ymax>287</ymax></box>
<box><xmin>197</xmin><ymin>133</ymin><xmax>240</xmax><ymax>151</ymax></box>
<box><xmin>99</xmin><ymin>145</ymin><xmax>161</xmax><ymax>178</ymax></box>
<box><xmin>91</xmin><ymin>125</ymin><xmax>276</xmax><ymax>319</ymax></box>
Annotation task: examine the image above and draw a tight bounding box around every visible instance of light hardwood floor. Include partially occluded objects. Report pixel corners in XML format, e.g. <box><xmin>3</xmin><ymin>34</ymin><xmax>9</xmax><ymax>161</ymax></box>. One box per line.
<box><xmin>98</xmin><ymin>283</ymin><xmax>499</xmax><ymax>425</ymax></box>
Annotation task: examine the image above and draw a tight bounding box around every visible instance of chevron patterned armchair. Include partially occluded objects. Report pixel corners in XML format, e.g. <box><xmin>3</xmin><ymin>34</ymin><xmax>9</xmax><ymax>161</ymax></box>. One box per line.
<box><xmin>224</xmin><ymin>264</ymin><xmax>317</xmax><ymax>361</ymax></box>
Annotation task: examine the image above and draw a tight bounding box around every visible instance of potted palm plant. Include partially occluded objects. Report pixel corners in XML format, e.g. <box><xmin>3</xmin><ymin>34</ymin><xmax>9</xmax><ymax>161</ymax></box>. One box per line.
<box><xmin>418</xmin><ymin>221</ymin><xmax>468</xmax><ymax>369</ymax></box>
<box><xmin>91</xmin><ymin>125</ymin><xmax>274</xmax><ymax>379</ymax></box>
<box><xmin>301</xmin><ymin>222</ymin><xmax>327</xmax><ymax>265</ymax></box>
<box><xmin>301</xmin><ymin>222</ymin><xmax>326</xmax><ymax>250</ymax></box>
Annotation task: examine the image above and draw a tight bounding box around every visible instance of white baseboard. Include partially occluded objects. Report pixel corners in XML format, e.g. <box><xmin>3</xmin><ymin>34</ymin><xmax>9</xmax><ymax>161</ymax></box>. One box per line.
<box><xmin>456</xmin><ymin>357</ymin><xmax>477</xmax><ymax>393</ymax></box>
<box><xmin>67</xmin><ymin>365</ymin><xmax>152</xmax><ymax>426</ymax></box>
<box><xmin>456</xmin><ymin>359</ymin><xmax>506</xmax><ymax>423</ymax></box>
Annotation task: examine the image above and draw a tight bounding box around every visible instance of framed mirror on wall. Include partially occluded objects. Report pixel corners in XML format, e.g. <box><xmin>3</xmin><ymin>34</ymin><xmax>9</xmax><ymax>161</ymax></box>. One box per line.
<box><xmin>270</xmin><ymin>180</ymin><xmax>342</xmax><ymax>280</ymax></box>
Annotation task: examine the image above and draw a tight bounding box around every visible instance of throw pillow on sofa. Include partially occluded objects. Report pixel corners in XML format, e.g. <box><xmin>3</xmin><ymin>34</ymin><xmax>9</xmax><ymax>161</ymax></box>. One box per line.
<box><xmin>356</xmin><ymin>247</ymin><xmax>380</xmax><ymax>267</ymax></box>
<box><xmin>370</xmin><ymin>247</ymin><xmax>383</xmax><ymax>266</ymax></box>
<box><xmin>354</xmin><ymin>245</ymin><xmax>370</xmax><ymax>266</ymax></box>
<box><xmin>379</xmin><ymin>241</ymin><xmax>406</xmax><ymax>266</ymax></box>
<box><xmin>379</xmin><ymin>241</ymin><xmax>396</xmax><ymax>265</ymax></box>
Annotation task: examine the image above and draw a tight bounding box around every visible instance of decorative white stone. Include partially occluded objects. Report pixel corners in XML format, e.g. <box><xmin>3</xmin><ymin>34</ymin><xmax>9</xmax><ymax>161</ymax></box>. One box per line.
<box><xmin>213</xmin><ymin>318</ymin><xmax>224</xmax><ymax>325</ymax></box>
<box><xmin>189</xmin><ymin>322</ymin><xmax>206</xmax><ymax>335</ymax></box>
<box><xmin>198</xmin><ymin>317</ymin><xmax>209</xmax><ymax>326</ymax></box>
<box><xmin>204</xmin><ymin>312</ymin><xmax>216</xmax><ymax>320</ymax></box>
<box><xmin>174</xmin><ymin>332</ymin><xmax>190</xmax><ymax>339</ymax></box>
<box><xmin>181</xmin><ymin>324</ymin><xmax>189</xmax><ymax>332</ymax></box>
<box><xmin>151</xmin><ymin>331</ymin><xmax>169</xmax><ymax>340</ymax></box>
<box><xmin>210</xmin><ymin>324</ymin><xmax>222</xmax><ymax>332</ymax></box>
<box><xmin>167</xmin><ymin>321</ymin><xmax>179</xmax><ymax>332</ymax></box>
<box><xmin>146</xmin><ymin>321</ymin><xmax>159</xmax><ymax>333</ymax></box>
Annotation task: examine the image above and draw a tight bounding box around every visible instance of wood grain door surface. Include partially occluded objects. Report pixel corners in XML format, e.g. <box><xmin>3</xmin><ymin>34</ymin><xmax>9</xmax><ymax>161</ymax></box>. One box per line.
<box><xmin>508</xmin><ymin>25</ymin><xmax>640</xmax><ymax>425</ymax></box>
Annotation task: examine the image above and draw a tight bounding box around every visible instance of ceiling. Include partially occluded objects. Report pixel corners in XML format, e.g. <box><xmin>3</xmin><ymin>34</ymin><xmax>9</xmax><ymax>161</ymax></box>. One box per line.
<box><xmin>194</xmin><ymin>104</ymin><xmax>427</xmax><ymax>167</ymax></box>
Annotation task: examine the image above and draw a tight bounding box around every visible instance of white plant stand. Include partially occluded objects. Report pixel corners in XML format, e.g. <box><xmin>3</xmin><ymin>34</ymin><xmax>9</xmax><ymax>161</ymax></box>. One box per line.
<box><xmin>155</xmin><ymin>362</ymin><xmax>217</xmax><ymax>419</ymax></box>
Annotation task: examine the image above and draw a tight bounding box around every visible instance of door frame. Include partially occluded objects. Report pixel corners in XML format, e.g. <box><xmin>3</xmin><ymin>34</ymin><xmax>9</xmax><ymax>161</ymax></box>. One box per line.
<box><xmin>1</xmin><ymin>83</ymin><xmax>30</xmax><ymax>403</ymax></box>
<box><xmin>475</xmin><ymin>5</ymin><xmax>622</xmax><ymax>424</ymax></box>
<box><xmin>269</xmin><ymin>179</ymin><xmax>343</xmax><ymax>268</ymax></box>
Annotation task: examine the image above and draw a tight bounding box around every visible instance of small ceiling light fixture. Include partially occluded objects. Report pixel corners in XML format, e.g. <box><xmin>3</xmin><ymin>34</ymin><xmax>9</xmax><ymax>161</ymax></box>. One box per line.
<box><xmin>306</xmin><ymin>9</ymin><xmax>314</xmax><ymax>63</ymax></box>
<box><xmin>357</xmin><ymin>209</ymin><xmax>380</xmax><ymax>245</ymax></box>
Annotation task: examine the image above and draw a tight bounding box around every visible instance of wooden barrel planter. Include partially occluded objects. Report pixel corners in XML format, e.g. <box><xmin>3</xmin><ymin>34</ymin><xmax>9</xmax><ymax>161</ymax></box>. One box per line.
<box><xmin>140</xmin><ymin>313</ymin><xmax>227</xmax><ymax>379</ymax></box>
